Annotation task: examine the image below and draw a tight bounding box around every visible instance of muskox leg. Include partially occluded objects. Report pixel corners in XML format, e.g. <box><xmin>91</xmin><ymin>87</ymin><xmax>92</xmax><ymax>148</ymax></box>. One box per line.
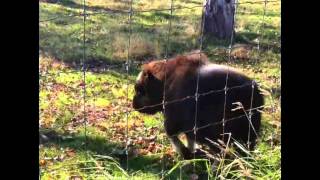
<box><xmin>185</xmin><ymin>132</ymin><xmax>196</xmax><ymax>153</ymax></box>
<box><xmin>168</xmin><ymin>136</ymin><xmax>193</xmax><ymax>159</ymax></box>
<box><xmin>187</xmin><ymin>136</ymin><xmax>196</xmax><ymax>153</ymax></box>
<box><xmin>186</xmin><ymin>132</ymin><xmax>209</xmax><ymax>158</ymax></box>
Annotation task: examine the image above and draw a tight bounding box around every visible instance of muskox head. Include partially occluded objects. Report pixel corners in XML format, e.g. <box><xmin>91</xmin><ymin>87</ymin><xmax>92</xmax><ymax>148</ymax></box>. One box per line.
<box><xmin>132</xmin><ymin>63</ymin><xmax>164</xmax><ymax>114</ymax></box>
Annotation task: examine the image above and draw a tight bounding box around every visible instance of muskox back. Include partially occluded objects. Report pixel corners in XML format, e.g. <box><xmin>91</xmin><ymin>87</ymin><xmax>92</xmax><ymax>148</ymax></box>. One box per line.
<box><xmin>195</xmin><ymin>64</ymin><xmax>264</xmax><ymax>150</ymax></box>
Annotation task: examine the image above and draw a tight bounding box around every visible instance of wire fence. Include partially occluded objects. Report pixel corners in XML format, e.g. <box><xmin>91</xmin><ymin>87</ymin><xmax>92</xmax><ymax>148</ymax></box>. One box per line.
<box><xmin>39</xmin><ymin>0</ymin><xmax>280</xmax><ymax>179</ymax></box>
<box><xmin>39</xmin><ymin>0</ymin><xmax>279</xmax><ymax>22</ymax></box>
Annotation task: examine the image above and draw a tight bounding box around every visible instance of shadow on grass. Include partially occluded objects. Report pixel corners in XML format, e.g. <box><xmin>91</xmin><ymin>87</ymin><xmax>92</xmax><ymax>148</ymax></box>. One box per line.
<box><xmin>39</xmin><ymin>128</ymin><xmax>185</xmax><ymax>178</ymax></box>
<box><xmin>40</xmin><ymin>128</ymin><xmax>121</xmax><ymax>155</ymax></box>
<box><xmin>39</xmin><ymin>128</ymin><xmax>211</xmax><ymax>179</ymax></box>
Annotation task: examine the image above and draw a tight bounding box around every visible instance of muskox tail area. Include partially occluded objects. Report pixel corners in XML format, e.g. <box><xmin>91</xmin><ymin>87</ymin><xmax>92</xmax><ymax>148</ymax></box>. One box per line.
<box><xmin>226</xmin><ymin>81</ymin><xmax>264</xmax><ymax>151</ymax></box>
<box><xmin>245</xmin><ymin>83</ymin><xmax>264</xmax><ymax>150</ymax></box>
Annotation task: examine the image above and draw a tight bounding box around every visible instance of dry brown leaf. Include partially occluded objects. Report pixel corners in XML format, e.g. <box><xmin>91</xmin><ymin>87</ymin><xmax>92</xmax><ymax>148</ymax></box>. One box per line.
<box><xmin>70</xmin><ymin>175</ymin><xmax>83</xmax><ymax>180</ymax></box>
<box><xmin>66</xmin><ymin>149</ymin><xmax>76</xmax><ymax>157</ymax></box>
<box><xmin>39</xmin><ymin>159</ymin><xmax>46</xmax><ymax>166</ymax></box>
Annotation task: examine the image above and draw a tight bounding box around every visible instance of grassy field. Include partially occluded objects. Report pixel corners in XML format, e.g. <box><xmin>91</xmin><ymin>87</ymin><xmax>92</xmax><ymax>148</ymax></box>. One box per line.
<box><xmin>39</xmin><ymin>0</ymin><xmax>281</xmax><ymax>179</ymax></box>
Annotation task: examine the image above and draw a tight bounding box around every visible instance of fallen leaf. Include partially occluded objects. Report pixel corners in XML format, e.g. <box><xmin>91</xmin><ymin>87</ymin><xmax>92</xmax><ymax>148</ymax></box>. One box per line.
<box><xmin>165</xmin><ymin>148</ymin><xmax>175</xmax><ymax>157</ymax></box>
<box><xmin>54</xmin><ymin>155</ymin><xmax>65</xmax><ymax>162</ymax></box>
<box><xmin>66</xmin><ymin>149</ymin><xmax>76</xmax><ymax>157</ymax></box>
<box><xmin>136</xmin><ymin>137</ymin><xmax>144</xmax><ymax>145</ymax></box>
<box><xmin>39</xmin><ymin>159</ymin><xmax>46</xmax><ymax>166</ymax></box>
<box><xmin>70</xmin><ymin>175</ymin><xmax>83</xmax><ymax>180</ymax></box>
<box><xmin>145</xmin><ymin>135</ymin><xmax>156</xmax><ymax>141</ymax></box>
<box><xmin>78</xmin><ymin>82</ymin><xmax>85</xmax><ymax>87</ymax></box>
<box><xmin>147</xmin><ymin>142</ymin><xmax>156</xmax><ymax>152</ymax></box>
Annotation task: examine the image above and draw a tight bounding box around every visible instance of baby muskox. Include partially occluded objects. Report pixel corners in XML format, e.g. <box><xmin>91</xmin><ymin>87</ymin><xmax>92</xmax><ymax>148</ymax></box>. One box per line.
<box><xmin>132</xmin><ymin>53</ymin><xmax>264</xmax><ymax>159</ymax></box>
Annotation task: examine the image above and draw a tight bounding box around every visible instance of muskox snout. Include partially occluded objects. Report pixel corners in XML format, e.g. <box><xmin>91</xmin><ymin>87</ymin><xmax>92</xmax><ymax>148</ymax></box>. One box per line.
<box><xmin>132</xmin><ymin>94</ymin><xmax>149</xmax><ymax>111</ymax></box>
<box><xmin>132</xmin><ymin>94</ymin><xmax>161</xmax><ymax>115</ymax></box>
<box><xmin>132</xmin><ymin>95</ymin><xmax>141</xmax><ymax>110</ymax></box>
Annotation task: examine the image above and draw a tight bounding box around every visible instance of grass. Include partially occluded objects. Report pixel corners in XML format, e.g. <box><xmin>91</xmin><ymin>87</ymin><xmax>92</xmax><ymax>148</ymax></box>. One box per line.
<box><xmin>39</xmin><ymin>0</ymin><xmax>280</xmax><ymax>179</ymax></box>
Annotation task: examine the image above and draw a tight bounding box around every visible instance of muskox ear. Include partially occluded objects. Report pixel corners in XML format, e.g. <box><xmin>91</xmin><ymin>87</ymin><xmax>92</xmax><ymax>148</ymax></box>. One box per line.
<box><xmin>146</xmin><ymin>70</ymin><xmax>157</xmax><ymax>81</ymax></box>
<box><xmin>142</xmin><ymin>62</ymin><xmax>165</xmax><ymax>81</ymax></box>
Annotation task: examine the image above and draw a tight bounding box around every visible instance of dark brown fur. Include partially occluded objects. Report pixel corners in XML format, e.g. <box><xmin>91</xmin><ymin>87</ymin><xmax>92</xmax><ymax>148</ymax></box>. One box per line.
<box><xmin>132</xmin><ymin>53</ymin><xmax>264</xmax><ymax>159</ymax></box>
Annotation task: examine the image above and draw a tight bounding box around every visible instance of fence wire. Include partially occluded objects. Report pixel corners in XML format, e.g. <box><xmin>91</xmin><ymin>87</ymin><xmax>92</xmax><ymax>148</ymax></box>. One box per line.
<box><xmin>81</xmin><ymin>0</ymin><xmax>88</xmax><ymax>154</ymax></box>
<box><xmin>39</xmin><ymin>0</ymin><xmax>279</xmax><ymax>22</ymax></box>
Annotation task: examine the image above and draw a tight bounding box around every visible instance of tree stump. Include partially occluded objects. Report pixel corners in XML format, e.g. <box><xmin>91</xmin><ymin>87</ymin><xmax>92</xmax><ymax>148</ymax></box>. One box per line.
<box><xmin>203</xmin><ymin>0</ymin><xmax>236</xmax><ymax>40</ymax></box>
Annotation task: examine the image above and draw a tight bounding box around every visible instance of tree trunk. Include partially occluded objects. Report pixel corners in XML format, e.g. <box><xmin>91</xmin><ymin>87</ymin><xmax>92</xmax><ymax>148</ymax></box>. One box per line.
<box><xmin>203</xmin><ymin>0</ymin><xmax>236</xmax><ymax>40</ymax></box>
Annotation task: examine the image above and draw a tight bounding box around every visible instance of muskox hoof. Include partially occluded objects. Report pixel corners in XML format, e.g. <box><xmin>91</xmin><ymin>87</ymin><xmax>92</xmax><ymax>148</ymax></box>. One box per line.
<box><xmin>182</xmin><ymin>149</ymin><xmax>207</xmax><ymax>160</ymax></box>
<box><xmin>194</xmin><ymin>149</ymin><xmax>208</xmax><ymax>159</ymax></box>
